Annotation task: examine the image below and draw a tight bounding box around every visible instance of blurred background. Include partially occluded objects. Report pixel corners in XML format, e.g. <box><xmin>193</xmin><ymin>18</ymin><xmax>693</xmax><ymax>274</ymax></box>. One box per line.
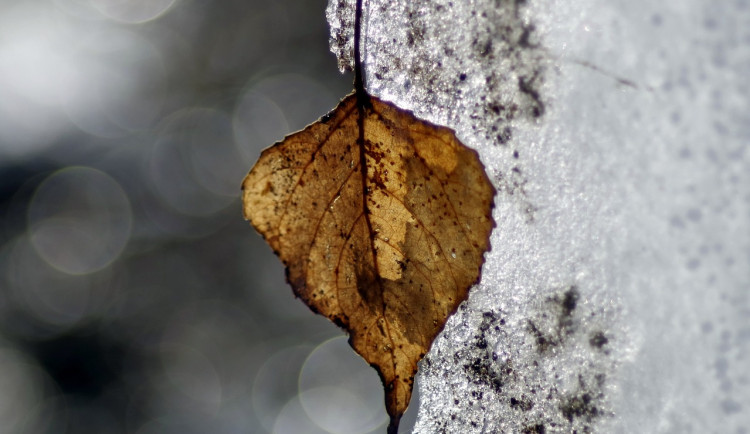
<box><xmin>0</xmin><ymin>0</ymin><xmax>415</xmax><ymax>432</ymax></box>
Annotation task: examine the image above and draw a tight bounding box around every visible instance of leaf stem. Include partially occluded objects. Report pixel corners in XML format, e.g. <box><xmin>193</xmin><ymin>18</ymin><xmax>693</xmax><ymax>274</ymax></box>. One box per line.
<box><xmin>353</xmin><ymin>1</ymin><xmax>398</xmax><ymax>430</ymax></box>
<box><xmin>353</xmin><ymin>0</ymin><xmax>367</xmax><ymax>105</ymax></box>
<box><xmin>387</xmin><ymin>416</ymin><xmax>401</xmax><ymax>434</ymax></box>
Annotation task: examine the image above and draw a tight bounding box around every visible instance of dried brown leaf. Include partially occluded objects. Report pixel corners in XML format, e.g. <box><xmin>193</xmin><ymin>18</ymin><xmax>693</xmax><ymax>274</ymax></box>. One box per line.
<box><xmin>242</xmin><ymin>93</ymin><xmax>495</xmax><ymax>429</ymax></box>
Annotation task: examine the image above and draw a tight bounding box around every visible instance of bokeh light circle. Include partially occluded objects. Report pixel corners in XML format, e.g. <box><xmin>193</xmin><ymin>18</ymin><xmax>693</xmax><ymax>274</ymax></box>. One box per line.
<box><xmin>232</xmin><ymin>89</ymin><xmax>289</xmax><ymax>161</ymax></box>
<box><xmin>57</xmin><ymin>28</ymin><xmax>167</xmax><ymax>138</ymax></box>
<box><xmin>247</xmin><ymin>74</ymin><xmax>339</xmax><ymax>132</ymax></box>
<box><xmin>272</xmin><ymin>395</ymin><xmax>329</xmax><ymax>434</ymax></box>
<box><xmin>89</xmin><ymin>0</ymin><xmax>178</xmax><ymax>24</ymax></box>
<box><xmin>28</xmin><ymin>166</ymin><xmax>132</xmax><ymax>275</ymax></box>
<box><xmin>4</xmin><ymin>235</ymin><xmax>119</xmax><ymax>333</ymax></box>
<box><xmin>0</xmin><ymin>346</ymin><xmax>52</xmax><ymax>432</ymax></box>
<box><xmin>149</xmin><ymin>107</ymin><xmax>241</xmax><ymax>217</ymax></box>
<box><xmin>158</xmin><ymin>343</ymin><xmax>223</xmax><ymax>416</ymax></box>
<box><xmin>252</xmin><ymin>345</ymin><xmax>313</xmax><ymax>433</ymax></box>
<box><xmin>159</xmin><ymin>300</ymin><xmax>262</xmax><ymax>404</ymax></box>
<box><xmin>298</xmin><ymin>336</ymin><xmax>387</xmax><ymax>434</ymax></box>
<box><xmin>184</xmin><ymin>109</ymin><xmax>254</xmax><ymax>198</ymax></box>
<box><xmin>0</xmin><ymin>3</ymin><xmax>77</xmax><ymax>156</ymax></box>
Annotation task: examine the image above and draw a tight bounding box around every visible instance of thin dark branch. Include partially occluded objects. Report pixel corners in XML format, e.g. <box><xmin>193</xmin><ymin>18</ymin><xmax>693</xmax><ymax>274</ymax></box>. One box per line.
<box><xmin>354</xmin><ymin>0</ymin><xmax>368</xmax><ymax>105</ymax></box>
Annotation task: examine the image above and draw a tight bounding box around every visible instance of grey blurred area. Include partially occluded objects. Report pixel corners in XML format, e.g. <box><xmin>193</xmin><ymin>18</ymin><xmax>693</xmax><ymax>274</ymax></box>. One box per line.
<box><xmin>0</xmin><ymin>0</ymin><xmax>402</xmax><ymax>432</ymax></box>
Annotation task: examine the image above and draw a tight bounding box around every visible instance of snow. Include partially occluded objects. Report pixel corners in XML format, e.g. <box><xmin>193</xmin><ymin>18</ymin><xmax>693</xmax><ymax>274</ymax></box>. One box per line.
<box><xmin>328</xmin><ymin>0</ymin><xmax>750</xmax><ymax>432</ymax></box>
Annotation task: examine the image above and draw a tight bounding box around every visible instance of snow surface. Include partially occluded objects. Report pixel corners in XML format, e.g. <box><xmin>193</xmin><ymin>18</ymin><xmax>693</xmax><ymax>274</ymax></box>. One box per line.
<box><xmin>327</xmin><ymin>0</ymin><xmax>750</xmax><ymax>432</ymax></box>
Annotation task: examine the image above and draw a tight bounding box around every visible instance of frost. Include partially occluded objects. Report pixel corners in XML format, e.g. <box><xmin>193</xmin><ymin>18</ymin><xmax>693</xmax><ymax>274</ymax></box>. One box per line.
<box><xmin>328</xmin><ymin>0</ymin><xmax>750</xmax><ymax>433</ymax></box>
<box><xmin>325</xmin><ymin>0</ymin><xmax>356</xmax><ymax>72</ymax></box>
